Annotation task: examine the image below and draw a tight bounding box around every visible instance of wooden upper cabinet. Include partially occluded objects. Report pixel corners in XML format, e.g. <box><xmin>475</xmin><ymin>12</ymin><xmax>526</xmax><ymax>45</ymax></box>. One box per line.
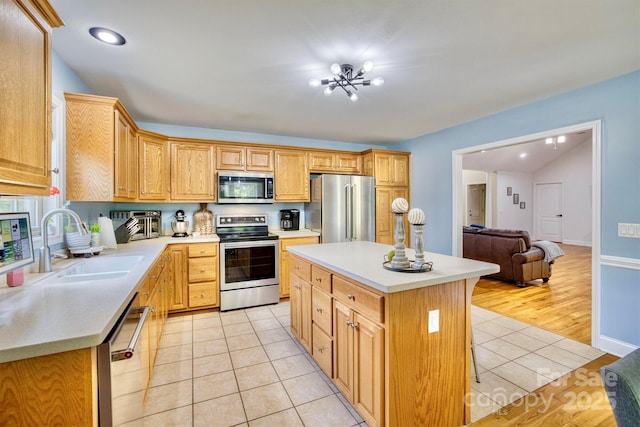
<box><xmin>170</xmin><ymin>141</ymin><xmax>216</xmax><ymax>201</ymax></box>
<box><xmin>138</xmin><ymin>130</ymin><xmax>169</xmax><ymax>200</ymax></box>
<box><xmin>65</xmin><ymin>93</ymin><xmax>138</xmax><ymax>201</ymax></box>
<box><xmin>0</xmin><ymin>0</ymin><xmax>63</xmax><ymax>196</ymax></box>
<box><xmin>114</xmin><ymin>109</ymin><xmax>137</xmax><ymax>199</ymax></box>
<box><xmin>362</xmin><ymin>150</ymin><xmax>410</xmax><ymax>187</ymax></box>
<box><xmin>274</xmin><ymin>149</ymin><xmax>309</xmax><ymax>202</ymax></box>
<box><xmin>309</xmin><ymin>151</ymin><xmax>361</xmax><ymax>174</ymax></box>
<box><xmin>216</xmin><ymin>146</ymin><xmax>273</xmax><ymax>172</ymax></box>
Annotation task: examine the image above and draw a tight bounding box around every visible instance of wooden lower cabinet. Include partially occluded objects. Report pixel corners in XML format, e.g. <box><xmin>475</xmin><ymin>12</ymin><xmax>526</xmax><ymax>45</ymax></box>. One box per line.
<box><xmin>290</xmin><ymin>254</ymin><xmax>470</xmax><ymax>427</ymax></box>
<box><xmin>169</xmin><ymin>242</ymin><xmax>220</xmax><ymax>312</ymax></box>
<box><xmin>279</xmin><ymin>236</ymin><xmax>319</xmax><ymax>297</ymax></box>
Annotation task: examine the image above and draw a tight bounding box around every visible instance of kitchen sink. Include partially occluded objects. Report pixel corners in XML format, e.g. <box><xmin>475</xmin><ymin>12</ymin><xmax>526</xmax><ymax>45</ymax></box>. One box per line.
<box><xmin>50</xmin><ymin>255</ymin><xmax>144</xmax><ymax>283</ymax></box>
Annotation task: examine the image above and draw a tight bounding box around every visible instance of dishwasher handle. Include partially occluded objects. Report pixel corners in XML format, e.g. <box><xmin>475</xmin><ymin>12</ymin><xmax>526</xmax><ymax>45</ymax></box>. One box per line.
<box><xmin>111</xmin><ymin>306</ymin><xmax>151</xmax><ymax>362</ymax></box>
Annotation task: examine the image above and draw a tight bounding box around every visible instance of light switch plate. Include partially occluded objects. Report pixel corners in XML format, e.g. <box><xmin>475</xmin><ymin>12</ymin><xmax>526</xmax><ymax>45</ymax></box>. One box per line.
<box><xmin>618</xmin><ymin>223</ymin><xmax>640</xmax><ymax>238</ymax></box>
<box><xmin>428</xmin><ymin>309</ymin><xmax>439</xmax><ymax>333</ymax></box>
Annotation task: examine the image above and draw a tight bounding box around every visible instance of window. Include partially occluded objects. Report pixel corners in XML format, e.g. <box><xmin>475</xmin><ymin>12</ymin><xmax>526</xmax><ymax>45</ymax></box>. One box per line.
<box><xmin>0</xmin><ymin>96</ymin><xmax>64</xmax><ymax>246</ymax></box>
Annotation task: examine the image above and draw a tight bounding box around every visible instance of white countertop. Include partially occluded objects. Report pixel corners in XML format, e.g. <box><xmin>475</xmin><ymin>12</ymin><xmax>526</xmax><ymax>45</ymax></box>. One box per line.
<box><xmin>0</xmin><ymin>237</ymin><xmax>212</xmax><ymax>364</ymax></box>
<box><xmin>269</xmin><ymin>229</ymin><xmax>320</xmax><ymax>239</ymax></box>
<box><xmin>287</xmin><ymin>241</ymin><xmax>499</xmax><ymax>294</ymax></box>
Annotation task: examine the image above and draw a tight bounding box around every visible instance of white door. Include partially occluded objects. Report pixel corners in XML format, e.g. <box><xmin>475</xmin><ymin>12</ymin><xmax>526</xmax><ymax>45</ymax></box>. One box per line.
<box><xmin>466</xmin><ymin>184</ymin><xmax>486</xmax><ymax>226</ymax></box>
<box><xmin>535</xmin><ymin>182</ymin><xmax>562</xmax><ymax>242</ymax></box>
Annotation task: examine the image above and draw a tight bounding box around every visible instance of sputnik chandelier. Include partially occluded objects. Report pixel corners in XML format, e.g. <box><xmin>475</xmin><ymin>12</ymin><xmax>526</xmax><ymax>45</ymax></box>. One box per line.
<box><xmin>309</xmin><ymin>61</ymin><xmax>384</xmax><ymax>102</ymax></box>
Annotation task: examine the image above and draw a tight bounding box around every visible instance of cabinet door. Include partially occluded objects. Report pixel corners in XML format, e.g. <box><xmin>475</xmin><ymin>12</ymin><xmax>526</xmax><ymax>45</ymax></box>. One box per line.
<box><xmin>216</xmin><ymin>146</ymin><xmax>245</xmax><ymax>170</ymax></box>
<box><xmin>290</xmin><ymin>273</ymin><xmax>303</xmax><ymax>339</ymax></box>
<box><xmin>114</xmin><ymin>110</ymin><xmax>130</xmax><ymax>198</ymax></box>
<box><xmin>333</xmin><ymin>300</ymin><xmax>354</xmax><ymax>399</ymax></box>
<box><xmin>375</xmin><ymin>187</ymin><xmax>409</xmax><ymax>245</ymax></box>
<box><xmin>0</xmin><ymin>0</ymin><xmax>54</xmax><ymax>196</ymax></box>
<box><xmin>335</xmin><ymin>153</ymin><xmax>362</xmax><ymax>174</ymax></box>
<box><xmin>374</xmin><ymin>153</ymin><xmax>409</xmax><ymax>186</ymax></box>
<box><xmin>139</xmin><ymin>132</ymin><xmax>169</xmax><ymax>200</ymax></box>
<box><xmin>170</xmin><ymin>142</ymin><xmax>216</xmax><ymax>200</ymax></box>
<box><xmin>354</xmin><ymin>312</ymin><xmax>384</xmax><ymax>427</ymax></box>
<box><xmin>274</xmin><ymin>150</ymin><xmax>309</xmax><ymax>202</ymax></box>
<box><xmin>127</xmin><ymin>127</ymin><xmax>138</xmax><ymax>199</ymax></box>
<box><xmin>309</xmin><ymin>152</ymin><xmax>335</xmax><ymax>172</ymax></box>
<box><xmin>300</xmin><ymin>279</ymin><xmax>312</xmax><ymax>353</ymax></box>
<box><xmin>279</xmin><ymin>237</ymin><xmax>319</xmax><ymax>297</ymax></box>
<box><xmin>246</xmin><ymin>147</ymin><xmax>273</xmax><ymax>172</ymax></box>
<box><xmin>168</xmin><ymin>245</ymin><xmax>188</xmax><ymax>311</ymax></box>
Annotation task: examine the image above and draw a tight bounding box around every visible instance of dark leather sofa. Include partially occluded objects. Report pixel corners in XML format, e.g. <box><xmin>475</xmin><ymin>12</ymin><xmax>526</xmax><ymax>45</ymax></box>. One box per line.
<box><xmin>462</xmin><ymin>226</ymin><xmax>552</xmax><ymax>287</ymax></box>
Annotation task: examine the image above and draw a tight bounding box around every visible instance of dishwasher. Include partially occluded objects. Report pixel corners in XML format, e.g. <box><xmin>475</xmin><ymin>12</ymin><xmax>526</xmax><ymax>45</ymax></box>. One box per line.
<box><xmin>97</xmin><ymin>294</ymin><xmax>151</xmax><ymax>426</ymax></box>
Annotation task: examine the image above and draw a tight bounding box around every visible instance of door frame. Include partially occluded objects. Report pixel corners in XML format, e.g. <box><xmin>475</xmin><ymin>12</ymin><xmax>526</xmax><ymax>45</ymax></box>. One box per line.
<box><xmin>452</xmin><ymin>120</ymin><xmax>601</xmax><ymax>346</ymax></box>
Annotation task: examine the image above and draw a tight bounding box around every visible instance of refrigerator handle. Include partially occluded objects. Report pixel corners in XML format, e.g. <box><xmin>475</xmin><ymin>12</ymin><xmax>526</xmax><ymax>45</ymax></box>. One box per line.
<box><xmin>350</xmin><ymin>183</ymin><xmax>356</xmax><ymax>240</ymax></box>
<box><xmin>344</xmin><ymin>183</ymin><xmax>351</xmax><ymax>241</ymax></box>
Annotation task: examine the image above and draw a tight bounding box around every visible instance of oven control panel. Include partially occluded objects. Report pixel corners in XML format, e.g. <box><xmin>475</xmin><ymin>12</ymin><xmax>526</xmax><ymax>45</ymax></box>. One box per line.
<box><xmin>216</xmin><ymin>214</ymin><xmax>267</xmax><ymax>227</ymax></box>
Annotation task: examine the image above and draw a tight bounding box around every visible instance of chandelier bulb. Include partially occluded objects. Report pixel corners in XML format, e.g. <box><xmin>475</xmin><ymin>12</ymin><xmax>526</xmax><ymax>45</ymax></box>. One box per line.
<box><xmin>309</xmin><ymin>79</ymin><xmax>321</xmax><ymax>88</ymax></box>
<box><xmin>350</xmin><ymin>92</ymin><xmax>358</xmax><ymax>102</ymax></box>
<box><xmin>371</xmin><ymin>77</ymin><xmax>385</xmax><ymax>86</ymax></box>
<box><xmin>363</xmin><ymin>61</ymin><xmax>374</xmax><ymax>72</ymax></box>
<box><xmin>330</xmin><ymin>63</ymin><xmax>342</xmax><ymax>75</ymax></box>
<box><xmin>324</xmin><ymin>86</ymin><xmax>334</xmax><ymax>96</ymax></box>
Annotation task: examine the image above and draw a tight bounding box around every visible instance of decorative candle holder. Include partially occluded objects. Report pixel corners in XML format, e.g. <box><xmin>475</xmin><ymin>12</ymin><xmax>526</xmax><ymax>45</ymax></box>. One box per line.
<box><xmin>412</xmin><ymin>224</ymin><xmax>425</xmax><ymax>269</ymax></box>
<box><xmin>391</xmin><ymin>212</ymin><xmax>410</xmax><ymax>269</ymax></box>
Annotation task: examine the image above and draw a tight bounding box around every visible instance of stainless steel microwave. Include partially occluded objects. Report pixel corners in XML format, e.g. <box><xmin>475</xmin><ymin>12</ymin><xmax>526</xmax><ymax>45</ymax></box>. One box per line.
<box><xmin>217</xmin><ymin>171</ymin><xmax>274</xmax><ymax>204</ymax></box>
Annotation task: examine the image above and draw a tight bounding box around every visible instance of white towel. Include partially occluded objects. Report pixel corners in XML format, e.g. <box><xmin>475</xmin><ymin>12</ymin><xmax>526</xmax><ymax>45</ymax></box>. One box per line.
<box><xmin>531</xmin><ymin>240</ymin><xmax>565</xmax><ymax>262</ymax></box>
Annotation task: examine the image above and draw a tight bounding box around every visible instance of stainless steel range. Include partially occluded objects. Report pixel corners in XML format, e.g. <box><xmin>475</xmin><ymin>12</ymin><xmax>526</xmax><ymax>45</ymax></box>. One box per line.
<box><xmin>216</xmin><ymin>214</ymin><xmax>279</xmax><ymax>311</ymax></box>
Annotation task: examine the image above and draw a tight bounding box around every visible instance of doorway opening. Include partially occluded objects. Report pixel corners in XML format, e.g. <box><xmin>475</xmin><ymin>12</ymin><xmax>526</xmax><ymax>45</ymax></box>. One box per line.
<box><xmin>452</xmin><ymin>120</ymin><xmax>601</xmax><ymax>346</ymax></box>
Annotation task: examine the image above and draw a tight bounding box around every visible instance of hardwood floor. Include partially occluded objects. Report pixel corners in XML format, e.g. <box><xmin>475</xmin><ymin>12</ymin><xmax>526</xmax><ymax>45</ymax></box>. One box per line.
<box><xmin>471</xmin><ymin>244</ymin><xmax>618</xmax><ymax>426</ymax></box>
<box><xmin>472</xmin><ymin>244</ymin><xmax>592</xmax><ymax>344</ymax></box>
<box><xmin>472</xmin><ymin>354</ymin><xmax>619</xmax><ymax>427</ymax></box>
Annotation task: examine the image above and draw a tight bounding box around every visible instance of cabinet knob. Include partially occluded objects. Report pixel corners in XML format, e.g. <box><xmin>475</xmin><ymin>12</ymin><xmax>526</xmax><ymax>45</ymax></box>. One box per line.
<box><xmin>200</xmin><ymin>249</ymin><xmax>205</xmax><ymax>253</ymax></box>
<box><xmin>315</xmin><ymin>277</ymin><xmax>321</xmax><ymax>282</ymax></box>
<box><xmin>316</xmin><ymin>346</ymin><xmax>324</xmax><ymax>353</ymax></box>
<box><xmin>347</xmin><ymin>294</ymin><xmax>354</xmax><ymax>300</ymax></box>
<box><xmin>200</xmin><ymin>268</ymin><xmax>206</xmax><ymax>273</ymax></box>
<box><xmin>118</xmin><ymin>186</ymin><xmax>124</xmax><ymax>190</ymax></box>
<box><xmin>294</xmin><ymin>284</ymin><xmax>300</xmax><ymax>289</ymax></box>
<box><xmin>201</xmin><ymin>293</ymin><xmax>205</xmax><ymax>297</ymax></box>
<box><xmin>316</xmin><ymin>307</ymin><xmax>322</xmax><ymax>313</ymax></box>
<box><xmin>141</xmin><ymin>191</ymin><xmax>145</xmax><ymax>194</ymax></box>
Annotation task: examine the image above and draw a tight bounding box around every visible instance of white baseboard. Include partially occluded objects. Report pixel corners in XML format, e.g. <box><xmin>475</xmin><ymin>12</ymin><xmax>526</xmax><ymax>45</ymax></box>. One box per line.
<box><xmin>597</xmin><ymin>335</ymin><xmax>639</xmax><ymax>357</ymax></box>
<box><xmin>562</xmin><ymin>239</ymin><xmax>592</xmax><ymax>247</ymax></box>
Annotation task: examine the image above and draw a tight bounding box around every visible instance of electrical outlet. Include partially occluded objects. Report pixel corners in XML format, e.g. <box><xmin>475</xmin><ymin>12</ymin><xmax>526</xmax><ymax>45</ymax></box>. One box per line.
<box><xmin>428</xmin><ymin>309</ymin><xmax>439</xmax><ymax>333</ymax></box>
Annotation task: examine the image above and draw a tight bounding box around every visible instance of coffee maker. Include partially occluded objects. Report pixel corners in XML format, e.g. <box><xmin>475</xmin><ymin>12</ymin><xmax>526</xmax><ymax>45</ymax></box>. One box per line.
<box><xmin>280</xmin><ymin>209</ymin><xmax>300</xmax><ymax>231</ymax></box>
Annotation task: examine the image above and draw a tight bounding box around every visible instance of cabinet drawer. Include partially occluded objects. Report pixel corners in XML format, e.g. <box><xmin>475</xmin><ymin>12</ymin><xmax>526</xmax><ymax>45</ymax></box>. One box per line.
<box><xmin>188</xmin><ymin>282</ymin><xmax>217</xmax><ymax>307</ymax></box>
<box><xmin>188</xmin><ymin>257</ymin><xmax>217</xmax><ymax>282</ymax></box>
<box><xmin>333</xmin><ymin>276</ymin><xmax>384</xmax><ymax>323</ymax></box>
<box><xmin>311</xmin><ymin>265</ymin><xmax>332</xmax><ymax>293</ymax></box>
<box><xmin>188</xmin><ymin>243</ymin><xmax>217</xmax><ymax>258</ymax></box>
<box><xmin>291</xmin><ymin>256</ymin><xmax>311</xmax><ymax>281</ymax></box>
<box><xmin>312</xmin><ymin>286</ymin><xmax>332</xmax><ymax>335</ymax></box>
<box><xmin>312</xmin><ymin>323</ymin><xmax>333</xmax><ymax>377</ymax></box>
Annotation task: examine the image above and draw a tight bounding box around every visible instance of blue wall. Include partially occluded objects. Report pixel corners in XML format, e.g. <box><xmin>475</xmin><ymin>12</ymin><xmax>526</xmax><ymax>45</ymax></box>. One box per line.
<box><xmin>396</xmin><ymin>71</ymin><xmax>640</xmax><ymax>348</ymax></box>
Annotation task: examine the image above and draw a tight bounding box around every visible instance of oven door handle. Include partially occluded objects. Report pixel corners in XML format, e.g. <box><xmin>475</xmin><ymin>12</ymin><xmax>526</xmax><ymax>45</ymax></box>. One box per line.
<box><xmin>111</xmin><ymin>306</ymin><xmax>151</xmax><ymax>362</ymax></box>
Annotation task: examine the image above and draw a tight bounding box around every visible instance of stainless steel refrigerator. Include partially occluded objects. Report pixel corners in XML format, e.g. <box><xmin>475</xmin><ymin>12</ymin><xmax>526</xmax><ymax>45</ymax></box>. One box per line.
<box><xmin>305</xmin><ymin>174</ymin><xmax>375</xmax><ymax>243</ymax></box>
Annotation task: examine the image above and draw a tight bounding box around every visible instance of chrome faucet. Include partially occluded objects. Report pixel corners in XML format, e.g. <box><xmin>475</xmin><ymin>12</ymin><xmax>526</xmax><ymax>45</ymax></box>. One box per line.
<box><xmin>40</xmin><ymin>208</ymin><xmax>87</xmax><ymax>273</ymax></box>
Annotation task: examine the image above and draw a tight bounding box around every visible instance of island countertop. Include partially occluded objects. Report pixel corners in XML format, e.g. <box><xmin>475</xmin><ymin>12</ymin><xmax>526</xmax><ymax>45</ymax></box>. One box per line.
<box><xmin>287</xmin><ymin>241</ymin><xmax>499</xmax><ymax>293</ymax></box>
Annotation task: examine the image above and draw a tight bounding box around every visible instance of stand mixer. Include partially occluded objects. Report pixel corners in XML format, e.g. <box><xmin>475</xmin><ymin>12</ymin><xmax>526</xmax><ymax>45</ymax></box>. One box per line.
<box><xmin>171</xmin><ymin>209</ymin><xmax>189</xmax><ymax>237</ymax></box>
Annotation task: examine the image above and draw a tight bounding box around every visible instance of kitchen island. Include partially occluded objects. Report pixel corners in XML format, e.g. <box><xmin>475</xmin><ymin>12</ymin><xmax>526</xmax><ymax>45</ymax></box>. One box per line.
<box><xmin>287</xmin><ymin>241</ymin><xmax>499</xmax><ymax>427</ymax></box>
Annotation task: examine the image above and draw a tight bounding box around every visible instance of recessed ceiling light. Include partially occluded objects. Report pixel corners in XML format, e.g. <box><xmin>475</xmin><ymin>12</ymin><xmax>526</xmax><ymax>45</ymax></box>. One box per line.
<box><xmin>520</xmin><ymin>153</ymin><xmax>527</xmax><ymax>158</ymax></box>
<box><xmin>545</xmin><ymin>138</ymin><xmax>554</xmax><ymax>144</ymax></box>
<box><xmin>89</xmin><ymin>27</ymin><xmax>126</xmax><ymax>45</ymax></box>
<box><xmin>557</xmin><ymin>135</ymin><xmax>566</xmax><ymax>143</ymax></box>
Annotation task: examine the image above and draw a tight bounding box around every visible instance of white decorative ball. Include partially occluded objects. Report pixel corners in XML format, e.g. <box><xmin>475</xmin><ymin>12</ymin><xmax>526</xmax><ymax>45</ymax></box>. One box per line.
<box><xmin>391</xmin><ymin>197</ymin><xmax>409</xmax><ymax>213</ymax></box>
<box><xmin>408</xmin><ymin>208</ymin><xmax>425</xmax><ymax>225</ymax></box>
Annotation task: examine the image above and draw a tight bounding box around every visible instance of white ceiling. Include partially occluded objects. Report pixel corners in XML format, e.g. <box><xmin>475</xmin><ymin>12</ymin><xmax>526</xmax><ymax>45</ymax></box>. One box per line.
<box><xmin>462</xmin><ymin>130</ymin><xmax>591</xmax><ymax>173</ymax></box>
<box><xmin>50</xmin><ymin>0</ymin><xmax>639</xmax><ymax>145</ymax></box>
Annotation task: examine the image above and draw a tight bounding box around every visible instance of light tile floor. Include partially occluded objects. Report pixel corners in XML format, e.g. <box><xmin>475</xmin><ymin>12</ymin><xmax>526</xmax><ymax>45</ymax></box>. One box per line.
<box><xmin>140</xmin><ymin>301</ymin><xmax>605</xmax><ymax>426</ymax></box>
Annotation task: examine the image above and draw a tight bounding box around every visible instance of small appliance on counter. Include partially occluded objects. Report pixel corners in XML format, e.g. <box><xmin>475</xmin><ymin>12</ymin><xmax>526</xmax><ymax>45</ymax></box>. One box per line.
<box><xmin>279</xmin><ymin>209</ymin><xmax>300</xmax><ymax>231</ymax></box>
<box><xmin>171</xmin><ymin>209</ymin><xmax>189</xmax><ymax>237</ymax></box>
<box><xmin>110</xmin><ymin>210</ymin><xmax>161</xmax><ymax>240</ymax></box>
